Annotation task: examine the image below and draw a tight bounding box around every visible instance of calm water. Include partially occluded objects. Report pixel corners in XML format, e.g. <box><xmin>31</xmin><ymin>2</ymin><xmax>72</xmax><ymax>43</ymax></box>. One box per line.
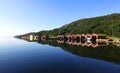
<box><xmin>0</xmin><ymin>37</ymin><xmax>120</xmax><ymax>73</ymax></box>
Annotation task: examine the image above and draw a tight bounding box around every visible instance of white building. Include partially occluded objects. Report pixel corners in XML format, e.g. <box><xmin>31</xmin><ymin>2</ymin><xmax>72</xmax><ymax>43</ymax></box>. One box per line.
<box><xmin>30</xmin><ymin>35</ymin><xmax>34</xmax><ymax>41</ymax></box>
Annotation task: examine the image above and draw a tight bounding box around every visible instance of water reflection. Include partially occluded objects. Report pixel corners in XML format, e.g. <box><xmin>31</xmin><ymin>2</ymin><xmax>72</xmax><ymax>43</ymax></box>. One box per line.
<box><xmin>36</xmin><ymin>40</ymin><xmax>120</xmax><ymax>64</ymax></box>
<box><xmin>1</xmin><ymin>38</ymin><xmax>120</xmax><ymax>73</ymax></box>
<box><xmin>19</xmin><ymin>37</ymin><xmax>120</xmax><ymax>64</ymax></box>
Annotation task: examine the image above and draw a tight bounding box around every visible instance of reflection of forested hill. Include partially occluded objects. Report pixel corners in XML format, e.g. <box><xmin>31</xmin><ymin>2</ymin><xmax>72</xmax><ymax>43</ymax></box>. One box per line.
<box><xmin>61</xmin><ymin>45</ymin><xmax>120</xmax><ymax>64</ymax></box>
<box><xmin>38</xmin><ymin>41</ymin><xmax>120</xmax><ymax>64</ymax></box>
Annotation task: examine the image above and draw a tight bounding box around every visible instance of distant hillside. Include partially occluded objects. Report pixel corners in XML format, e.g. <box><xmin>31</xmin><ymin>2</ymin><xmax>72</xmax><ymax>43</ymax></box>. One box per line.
<box><xmin>19</xmin><ymin>13</ymin><xmax>120</xmax><ymax>38</ymax></box>
<box><xmin>37</xmin><ymin>13</ymin><xmax>120</xmax><ymax>37</ymax></box>
<box><xmin>15</xmin><ymin>32</ymin><xmax>36</xmax><ymax>38</ymax></box>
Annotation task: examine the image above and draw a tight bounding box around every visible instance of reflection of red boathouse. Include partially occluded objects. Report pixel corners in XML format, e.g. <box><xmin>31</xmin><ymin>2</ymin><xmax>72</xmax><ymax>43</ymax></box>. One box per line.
<box><xmin>57</xmin><ymin>35</ymin><xmax>61</xmax><ymax>43</ymax></box>
<box><xmin>21</xmin><ymin>35</ymin><xmax>30</xmax><ymax>40</ymax></box>
<box><xmin>57</xmin><ymin>35</ymin><xmax>64</xmax><ymax>43</ymax></box>
<box><xmin>67</xmin><ymin>35</ymin><xmax>72</xmax><ymax>44</ymax></box>
<box><xmin>81</xmin><ymin>34</ymin><xmax>86</xmax><ymax>46</ymax></box>
<box><xmin>76</xmin><ymin>34</ymin><xmax>81</xmax><ymax>45</ymax></box>
<box><xmin>71</xmin><ymin>35</ymin><xmax>77</xmax><ymax>45</ymax></box>
<box><xmin>91</xmin><ymin>33</ymin><xmax>98</xmax><ymax>47</ymax></box>
<box><xmin>34</xmin><ymin>35</ymin><xmax>39</xmax><ymax>41</ymax></box>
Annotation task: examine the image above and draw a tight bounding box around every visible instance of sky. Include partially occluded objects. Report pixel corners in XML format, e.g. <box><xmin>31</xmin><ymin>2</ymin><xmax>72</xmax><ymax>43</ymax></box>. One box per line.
<box><xmin>0</xmin><ymin>0</ymin><xmax>120</xmax><ymax>37</ymax></box>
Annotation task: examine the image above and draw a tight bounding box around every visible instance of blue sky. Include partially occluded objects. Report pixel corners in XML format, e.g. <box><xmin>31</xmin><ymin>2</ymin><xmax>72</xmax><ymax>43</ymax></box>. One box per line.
<box><xmin>0</xmin><ymin>0</ymin><xmax>120</xmax><ymax>36</ymax></box>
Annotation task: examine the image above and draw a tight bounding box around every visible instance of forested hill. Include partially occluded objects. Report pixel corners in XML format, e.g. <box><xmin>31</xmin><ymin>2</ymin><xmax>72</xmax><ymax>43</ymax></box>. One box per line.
<box><xmin>17</xmin><ymin>13</ymin><xmax>120</xmax><ymax>37</ymax></box>
<box><xmin>37</xmin><ymin>13</ymin><xmax>120</xmax><ymax>37</ymax></box>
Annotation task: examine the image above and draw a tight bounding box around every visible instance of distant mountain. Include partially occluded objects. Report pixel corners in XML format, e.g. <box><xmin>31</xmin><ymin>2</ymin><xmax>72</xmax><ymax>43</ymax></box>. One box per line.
<box><xmin>20</xmin><ymin>13</ymin><xmax>120</xmax><ymax>37</ymax></box>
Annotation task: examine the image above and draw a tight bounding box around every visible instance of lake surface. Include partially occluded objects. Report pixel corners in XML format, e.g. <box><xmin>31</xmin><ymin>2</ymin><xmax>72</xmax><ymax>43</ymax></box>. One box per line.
<box><xmin>0</xmin><ymin>37</ymin><xmax>120</xmax><ymax>73</ymax></box>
